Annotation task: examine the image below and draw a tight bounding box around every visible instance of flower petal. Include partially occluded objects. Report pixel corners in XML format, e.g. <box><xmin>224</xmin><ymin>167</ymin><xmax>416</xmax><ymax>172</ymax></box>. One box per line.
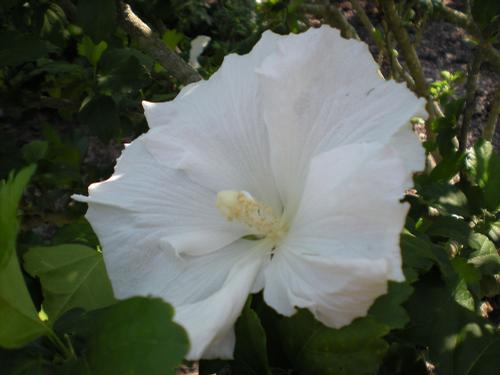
<box><xmin>264</xmin><ymin>248</ymin><xmax>388</xmax><ymax>328</ymax></box>
<box><xmin>141</xmin><ymin>31</ymin><xmax>283</xmax><ymax>211</ymax></box>
<box><xmin>263</xmin><ymin>139</ymin><xmax>420</xmax><ymax>328</ymax></box>
<box><xmin>257</xmin><ymin>26</ymin><xmax>426</xmax><ymax>212</ymax></box>
<box><xmin>288</xmin><ymin>140</ymin><xmax>414</xmax><ymax>282</ymax></box>
<box><xmin>74</xmin><ymin>138</ymin><xmax>248</xmax><ymax>257</ymax></box>
<box><xmin>175</xmin><ymin>243</ymin><xmax>269</xmax><ymax>359</ymax></box>
<box><xmin>85</xmin><ymin>197</ymin><xmax>267</xmax><ymax>359</ymax></box>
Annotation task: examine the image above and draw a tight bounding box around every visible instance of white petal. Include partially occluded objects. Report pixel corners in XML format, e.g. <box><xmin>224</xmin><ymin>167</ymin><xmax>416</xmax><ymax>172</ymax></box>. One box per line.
<box><xmin>141</xmin><ymin>31</ymin><xmax>283</xmax><ymax>211</ymax></box>
<box><xmin>263</xmin><ymin>139</ymin><xmax>420</xmax><ymax>328</ymax></box>
<box><xmin>74</xmin><ymin>138</ymin><xmax>248</xmax><ymax>257</ymax></box>
<box><xmin>288</xmin><ymin>141</ymin><xmax>414</xmax><ymax>282</ymax></box>
<box><xmin>264</xmin><ymin>248</ymin><xmax>388</xmax><ymax>328</ymax></box>
<box><xmin>84</xmin><ymin>195</ymin><xmax>268</xmax><ymax>359</ymax></box>
<box><xmin>257</xmin><ymin>26</ymin><xmax>426</xmax><ymax>212</ymax></box>
<box><xmin>175</xmin><ymin>243</ymin><xmax>269</xmax><ymax>359</ymax></box>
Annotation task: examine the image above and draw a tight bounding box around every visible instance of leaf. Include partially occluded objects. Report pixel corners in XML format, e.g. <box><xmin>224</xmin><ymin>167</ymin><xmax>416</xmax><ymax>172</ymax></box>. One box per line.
<box><xmin>76</xmin><ymin>0</ymin><xmax>116</xmax><ymax>42</ymax></box>
<box><xmin>0</xmin><ymin>31</ymin><xmax>54</xmax><ymax>67</ymax></box>
<box><xmin>22</xmin><ymin>141</ymin><xmax>48</xmax><ymax>163</ymax></box>
<box><xmin>402</xmin><ymin>271</ymin><xmax>500</xmax><ymax>375</ymax></box>
<box><xmin>232</xmin><ymin>299</ymin><xmax>272</xmax><ymax>375</ymax></box>
<box><xmin>78</xmin><ymin>95</ymin><xmax>120</xmax><ymax>142</ymax></box>
<box><xmin>277</xmin><ymin>311</ymin><xmax>389</xmax><ymax>375</ymax></box>
<box><xmin>84</xmin><ymin>297</ymin><xmax>189</xmax><ymax>374</ymax></box>
<box><xmin>0</xmin><ymin>166</ymin><xmax>49</xmax><ymax>348</ymax></box>
<box><xmin>368</xmin><ymin>282</ymin><xmax>414</xmax><ymax>329</ymax></box>
<box><xmin>467</xmin><ymin>233</ymin><xmax>500</xmax><ymax>275</ymax></box>
<box><xmin>420</xmin><ymin>182</ymin><xmax>470</xmax><ymax>217</ymax></box>
<box><xmin>23</xmin><ymin>244</ymin><xmax>115</xmax><ymax>320</ymax></box>
<box><xmin>162</xmin><ymin>29</ymin><xmax>184</xmax><ymax>49</ymax></box>
<box><xmin>0</xmin><ymin>165</ymin><xmax>35</xmax><ymax>267</ymax></box>
<box><xmin>425</xmin><ymin>215</ymin><xmax>472</xmax><ymax>244</ymax></box>
<box><xmin>77</xmin><ymin>36</ymin><xmax>107</xmax><ymax>67</ymax></box>
<box><xmin>466</xmin><ymin>139</ymin><xmax>500</xmax><ymax>212</ymax></box>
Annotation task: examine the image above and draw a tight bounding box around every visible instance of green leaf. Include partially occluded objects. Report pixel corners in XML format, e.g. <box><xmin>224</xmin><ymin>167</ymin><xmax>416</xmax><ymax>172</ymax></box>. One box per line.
<box><xmin>401</xmin><ymin>230</ymin><xmax>455</xmax><ymax>282</ymax></box>
<box><xmin>162</xmin><ymin>29</ymin><xmax>184</xmax><ymax>49</ymax></box>
<box><xmin>277</xmin><ymin>311</ymin><xmax>389</xmax><ymax>375</ymax></box>
<box><xmin>420</xmin><ymin>182</ymin><xmax>470</xmax><ymax>217</ymax></box>
<box><xmin>76</xmin><ymin>0</ymin><xmax>116</xmax><ymax>42</ymax></box>
<box><xmin>77</xmin><ymin>36</ymin><xmax>107</xmax><ymax>67</ymax></box>
<box><xmin>466</xmin><ymin>139</ymin><xmax>500</xmax><ymax>212</ymax></box>
<box><xmin>0</xmin><ymin>165</ymin><xmax>36</xmax><ymax>266</ymax></box>
<box><xmin>22</xmin><ymin>141</ymin><xmax>48</xmax><ymax>163</ymax></box>
<box><xmin>232</xmin><ymin>299</ymin><xmax>271</xmax><ymax>375</ymax></box>
<box><xmin>23</xmin><ymin>244</ymin><xmax>115</xmax><ymax>320</ymax></box>
<box><xmin>0</xmin><ymin>31</ymin><xmax>54</xmax><ymax>67</ymax></box>
<box><xmin>84</xmin><ymin>297</ymin><xmax>189</xmax><ymax>373</ymax></box>
<box><xmin>368</xmin><ymin>282</ymin><xmax>414</xmax><ymax>329</ymax></box>
<box><xmin>0</xmin><ymin>166</ymin><xmax>49</xmax><ymax>348</ymax></box>
<box><xmin>425</xmin><ymin>215</ymin><xmax>472</xmax><ymax>244</ymax></box>
<box><xmin>78</xmin><ymin>95</ymin><xmax>120</xmax><ymax>142</ymax></box>
<box><xmin>402</xmin><ymin>271</ymin><xmax>500</xmax><ymax>375</ymax></box>
<box><xmin>467</xmin><ymin>233</ymin><xmax>500</xmax><ymax>275</ymax></box>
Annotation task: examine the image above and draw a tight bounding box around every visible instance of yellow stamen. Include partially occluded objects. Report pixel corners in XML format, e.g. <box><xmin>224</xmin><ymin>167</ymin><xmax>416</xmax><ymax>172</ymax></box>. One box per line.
<box><xmin>216</xmin><ymin>190</ymin><xmax>287</xmax><ymax>243</ymax></box>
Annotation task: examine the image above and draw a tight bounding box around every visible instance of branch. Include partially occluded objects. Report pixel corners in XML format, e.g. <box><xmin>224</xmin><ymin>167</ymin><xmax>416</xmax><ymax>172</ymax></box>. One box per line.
<box><xmin>483</xmin><ymin>85</ymin><xmax>500</xmax><ymax>142</ymax></box>
<box><xmin>379</xmin><ymin>0</ymin><xmax>427</xmax><ymax>98</ymax></box>
<box><xmin>459</xmin><ymin>50</ymin><xmax>483</xmax><ymax>154</ymax></box>
<box><xmin>117</xmin><ymin>2</ymin><xmax>202</xmax><ymax>84</ymax></box>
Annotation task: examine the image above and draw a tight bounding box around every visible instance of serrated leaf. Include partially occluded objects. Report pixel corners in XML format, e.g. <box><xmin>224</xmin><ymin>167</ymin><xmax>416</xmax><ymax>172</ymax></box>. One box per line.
<box><xmin>0</xmin><ymin>166</ymin><xmax>49</xmax><ymax>348</ymax></box>
<box><xmin>84</xmin><ymin>297</ymin><xmax>189</xmax><ymax>373</ymax></box>
<box><xmin>368</xmin><ymin>282</ymin><xmax>414</xmax><ymax>329</ymax></box>
<box><xmin>232</xmin><ymin>299</ymin><xmax>271</xmax><ymax>375</ymax></box>
<box><xmin>23</xmin><ymin>244</ymin><xmax>115</xmax><ymax>320</ymax></box>
<box><xmin>402</xmin><ymin>271</ymin><xmax>500</xmax><ymax>375</ymax></box>
<box><xmin>277</xmin><ymin>311</ymin><xmax>389</xmax><ymax>375</ymax></box>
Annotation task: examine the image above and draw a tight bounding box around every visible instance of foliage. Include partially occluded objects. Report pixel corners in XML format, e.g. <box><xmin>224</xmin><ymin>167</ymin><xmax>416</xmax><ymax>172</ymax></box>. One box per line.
<box><xmin>1</xmin><ymin>0</ymin><xmax>499</xmax><ymax>374</ymax></box>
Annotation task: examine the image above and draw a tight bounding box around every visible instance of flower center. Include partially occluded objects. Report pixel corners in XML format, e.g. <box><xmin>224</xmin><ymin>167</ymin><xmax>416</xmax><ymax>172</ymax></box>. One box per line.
<box><xmin>216</xmin><ymin>190</ymin><xmax>287</xmax><ymax>244</ymax></box>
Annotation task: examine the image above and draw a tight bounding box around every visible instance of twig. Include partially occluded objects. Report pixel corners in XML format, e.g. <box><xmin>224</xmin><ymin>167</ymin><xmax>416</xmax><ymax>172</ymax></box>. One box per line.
<box><xmin>117</xmin><ymin>2</ymin><xmax>202</xmax><ymax>84</ymax></box>
<box><xmin>459</xmin><ymin>49</ymin><xmax>483</xmax><ymax>154</ymax></box>
<box><xmin>301</xmin><ymin>2</ymin><xmax>359</xmax><ymax>39</ymax></box>
<box><xmin>483</xmin><ymin>85</ymin><xmax>500</xmax><ymax>142</ymax></box>
<box><xmin>379</xmin><ymin>0</ymin><xmax>427</xmax><ymax>98</ymax></box>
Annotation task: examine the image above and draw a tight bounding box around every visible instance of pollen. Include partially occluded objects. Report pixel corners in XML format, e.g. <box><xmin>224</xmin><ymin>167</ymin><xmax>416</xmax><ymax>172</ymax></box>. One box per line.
<box><xmin>216</xmin><ymin>190</ymin><xmax>287</xmax><ymax>243</ymax></box>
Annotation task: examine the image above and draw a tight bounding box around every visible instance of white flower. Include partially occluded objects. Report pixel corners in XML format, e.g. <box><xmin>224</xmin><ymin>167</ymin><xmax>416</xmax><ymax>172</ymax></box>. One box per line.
<box><xmin>73</xmin><ymin>26</ymin><xmax>426</xmax><ymax>360</ymax></box>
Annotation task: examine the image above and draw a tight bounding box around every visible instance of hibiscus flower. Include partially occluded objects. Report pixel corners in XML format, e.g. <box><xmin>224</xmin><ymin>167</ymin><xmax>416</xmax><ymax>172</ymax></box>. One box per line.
<box><xmin>74</xmin><ymin>26</ymin><xmax>426</xmax><ymax>360</ymax></box>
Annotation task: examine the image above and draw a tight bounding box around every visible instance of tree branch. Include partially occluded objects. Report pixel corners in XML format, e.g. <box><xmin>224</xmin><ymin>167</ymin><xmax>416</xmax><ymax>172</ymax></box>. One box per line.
<box><xmin>117</xmin><ymin>2</ymin><xmax>202</xmax><ymax>84</ymax></box>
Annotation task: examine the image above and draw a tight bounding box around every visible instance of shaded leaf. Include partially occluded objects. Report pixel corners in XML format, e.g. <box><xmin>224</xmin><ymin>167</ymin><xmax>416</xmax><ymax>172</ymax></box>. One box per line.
<box><xmin>23</xmin><ymin>244</ymin><xmax>115</xmax><ymax>320</ymax></box>
<box><xmin>78</xmin><ymin>95</ymin><xmax>120</xmax><ymax>142</ymax></box>
<box><xmin>403</xmin><ymin>271</ymin><xmax>500</xmax><ymax>375</ymax></box>
<box><xmin>0</xmin><ymin>31</ymin><xmax>53</xmax><ymax>67</ymax></box>
<box><xmin>77</xmin><ymin>36</ymin><xmax>107</xmax><ymax>67</ymax></box>
<box><xmin>368</xmin><ymin>282</ymin><xmax>414</xmax><ymax>330</ymax></box>
<box><xmin>277</xmin><ymin>310</ymin><xmax>389</xmax><ymax>375</ymax></box>
<box><xmin>232</xmin><ymin>299</ymin><xmax>271</xmax><ymax>375</ymax></box>
<box><xmin>84</xmin><ymin>297</ymin><xmax>189</xmax><ymax>374</ymax></box>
